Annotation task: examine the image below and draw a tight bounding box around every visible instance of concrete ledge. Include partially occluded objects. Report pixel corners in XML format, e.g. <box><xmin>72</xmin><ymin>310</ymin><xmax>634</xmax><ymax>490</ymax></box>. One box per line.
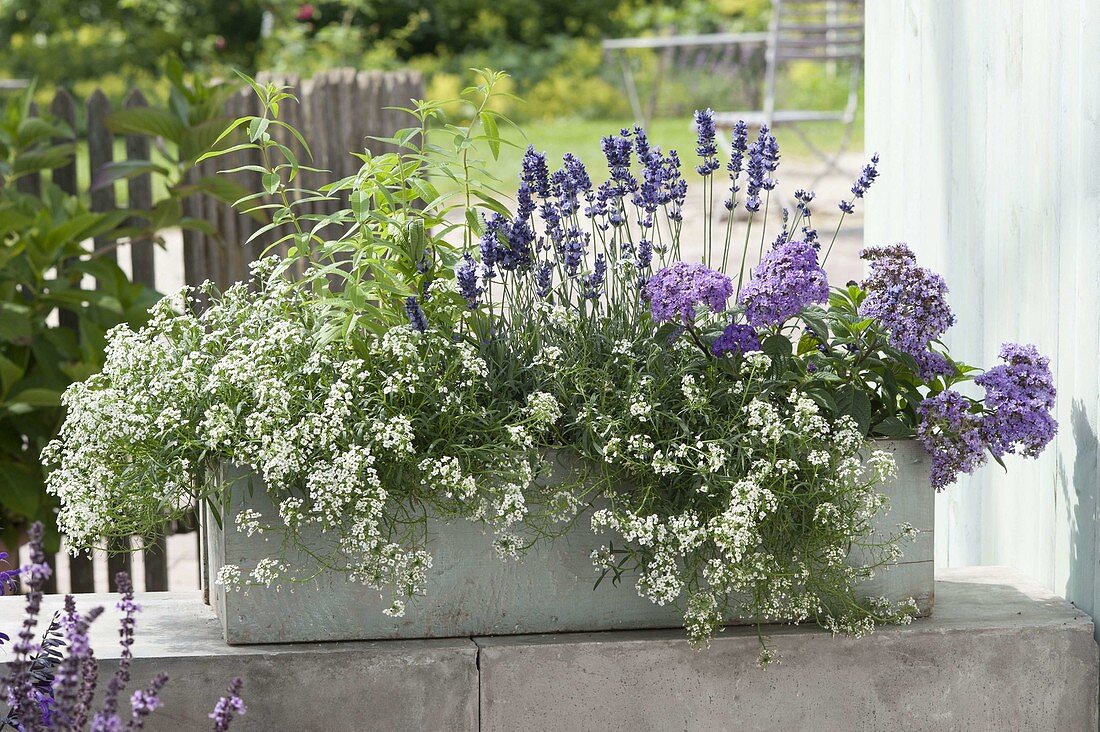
<box><xmin>0</xmin><ymin>567</ymin><xmax>1094</xmax><ymax>730</ymax></box>
<box><xmin>0</xmin><ymin>592</ymin><xmax>480</xmax><ymax>731</ymax></box>
<box><xmin>477</xmin><ymin>567</ymin><xmax>1099</xmax><ymax>731</ymax></box>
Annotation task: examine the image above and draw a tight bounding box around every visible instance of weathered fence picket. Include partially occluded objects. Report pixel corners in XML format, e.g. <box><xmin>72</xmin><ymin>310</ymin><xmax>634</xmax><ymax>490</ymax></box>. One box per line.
<box><xmin>12</xmin><ymin>67</ymin><xmax>422</xmax><ymax>594</ymax></box>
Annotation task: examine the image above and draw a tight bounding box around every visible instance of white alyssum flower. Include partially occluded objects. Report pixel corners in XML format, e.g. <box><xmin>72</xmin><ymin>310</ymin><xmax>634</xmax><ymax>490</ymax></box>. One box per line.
<box><xmin>215</xmin><ymin>564</ymin><xmax>242</xmax><ymax>589</ymax></box>
<box><xmin>377</xmin><ymin>415</ymin><xmax>416</xmax><ymax>455</ymax></box>
<box><xmin>250</xmin><ymin>557</ymin><xmax>285</xmax><ymax>587</ymax></box>
<box><xmin>531</xmin><ymin>346</ymin><xmax>564</xmax><ymax>368</ymax></box>
<box><xmin>680</xmin><ymin>374</ymin><xmax>706</xmax><ymax>410</ymax></box>
<box><xmin>525</xmin><ymin>391</ymin><xmax>562</xmax><ymax>430</ymax></box>
<box><xmin>235</xmin><ymin>508</ymin><xmax>263</xmax><ymax>537</ymax></box>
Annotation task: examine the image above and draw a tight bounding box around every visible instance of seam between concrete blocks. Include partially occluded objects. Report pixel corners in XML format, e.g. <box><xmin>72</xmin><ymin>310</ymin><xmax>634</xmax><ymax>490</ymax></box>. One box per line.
<box><xmin>469</xmin><ymin>636</ymin><xmax>485</xmax><ymax>731</ymax></box>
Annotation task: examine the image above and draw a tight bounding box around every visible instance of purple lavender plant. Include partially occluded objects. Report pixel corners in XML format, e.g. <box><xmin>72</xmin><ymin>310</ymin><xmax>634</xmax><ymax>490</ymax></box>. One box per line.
<box><xmin>583</xmin><ymin>255</ymin><xmax>607</xmax><ymax>299</ymax></box>
<box><xmin>521</xmin><ymin>145</ymin><xmax>551</xmax><ymax>199</ymax></box>
<box><xmin>551</xmin><ymin>153</ymin><xmax>592</xmax><ymax>218</ymax></box>
<box><xmin>4</xmin><ymin>521</ymin><xmax>53</xmax><ymax>731</ymax></box>
<box><xmin>0</xmin><ymin>525</ymin><xmax>246</xmax><ymax>731</ymax></box>
<box><xmin>563</xmin><ymin>227</ymin><xmax>588</xmax><ymax>276</ymax></box>
<box><xmin>209</xmin><ymin>679</ymin><xmax>246</xmax><ymax>732</ymax></box>
<box><xmin>601</xmin><ymin>132</ymin><xmax>635</xmax><ymax>191</ymax></box>
<box><xmin>478</xmin><ymin>213</ymin><xmax>505</xmax><ymax>278</ymax></box>
<box><xmin>976</xmin><ymin>343</ymin><xmax>1057</xmax><ymax>458</ymax></box>
<box><xmin>793</xmin><ymin>188</ymin><xmax>815</xmax><ymax>219</ymax></box>
<box><xmin>128</xmin><ymin>673</ymin><xmax>167</xmax><ymax>730</ymax></box>
<box><xmin>738</xmin><ymin>240</ymin><xmax>829</xmax><ymax>327</ymax></box>
<box><xmin>643</xmin><ymin>262</ymin><xmax>733</xmax><ymax>324</ymax></box>
<box><xmin>52</xmin><ymin>598</ymin><xmax>103</xmax><ymax>730</ymax></box>
<box><xmin>456</xmin><ymin>254</ymin><xmax>482</xmax><ymax>309</ymax></box>
<box><xmin>723</xmin><ymin>120</ymin><xmax>750</xmax><ymax>211</ymax></box>
<box><xmin>711</xmin><ymin>323</ymin><xmax>761</xmax><ymax>357</ymax></box>
<box><xmin>404</xmin><ymin>296</ymin><xmax>428</xmax><ymax>333</ymax></box>
<box><xmin>743</xmin><ymin>125</ymin><xmax>779</xmax><ymax>213</ymax></box>
<box><xmin>535</xmin><ymin>261</ymin><xmax>553</xmax><ymax>299</ymax></box>
<box><xmin>89</xmin><ymin>571</ymin><xmax>139</xmax><ymax>731</ymax></box>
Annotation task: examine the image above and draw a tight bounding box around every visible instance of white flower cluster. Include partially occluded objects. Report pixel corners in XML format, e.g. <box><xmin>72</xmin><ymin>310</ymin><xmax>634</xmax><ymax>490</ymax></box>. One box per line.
<box><xmin>583</xmin><ymin>369</ymin><xmax>909</xmax><ymax>647</ymax></box>
<box><xmin>44</xmin><ymin>265</ymin><xmax>550</xmax><ymax>615</ymax></box>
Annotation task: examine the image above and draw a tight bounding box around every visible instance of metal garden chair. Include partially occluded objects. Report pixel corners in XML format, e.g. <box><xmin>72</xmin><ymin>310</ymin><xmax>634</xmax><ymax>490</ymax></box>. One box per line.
<box><xmin>604</xmin><ymin>0</ymin><xmax>865</xmax><ymax>184</ymax></box>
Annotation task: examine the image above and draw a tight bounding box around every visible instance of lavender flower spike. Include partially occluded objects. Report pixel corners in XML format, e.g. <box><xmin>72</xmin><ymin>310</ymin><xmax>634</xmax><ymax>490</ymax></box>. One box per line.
<box><xmin>5</xmin><ymin>521</ymin><xmax>51</xmax><ymax>731</ymax></box>
<box><xmin>93</xmin><ymin>571</ymin><xmax>141</xmax><ymax>730</ymax></box>
<box><xmin>209</xmin><ymin>678</ymin><xmax>247</xmax><ymax>731</ymax></box>
<box><xmin>456</xmin><ymin>254</ymin><xmax>482</xmax><ymax>310</ymax></box>
<box><xmin>583</xmin><ymin>254</ymin><xmax>607</xmax><ymax>299</ymax></box>
<box><xmin>693</xmin><ymin>109</ymin><xmax>720</xmax><ymax>176</ymax></box>
<box><xmin>520</xmin><ymin>145</ymin><xmax>551</xmax><ymax>198</ymax></box>
<box><xmin>404</xmin><ymin>296</ymin><xmax>429</xmax><ymax>333</ymax></box>
<box><xmin>724</xmin><ymin>120</ymin><xmax>750</xmax><ymax>210</ymax></box>
<box><xmin>743</xmin><ymin>127</ymin><xmax>773</xmax><ymax>213</ymax></box>
<box><xmin>129</xmin><ymin>673</ymin><xmax>168</xmax><ymax>730</ymax></box>
<box><xmin>53</xmin><ymin>598</ymin><xmax>105</xmax><ymax>729</ymax></box>
<box><xmin>840</xmin><ymin>153</ymin><xmax>880</xmax><ymax>213</ymax></box>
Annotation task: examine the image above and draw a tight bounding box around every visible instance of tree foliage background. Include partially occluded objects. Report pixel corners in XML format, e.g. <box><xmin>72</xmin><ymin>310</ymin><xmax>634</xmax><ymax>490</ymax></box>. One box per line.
<box><xmin>0</xmin><ymin>0</ymin><xmax>771</xmax><ymax>120</ymax></box>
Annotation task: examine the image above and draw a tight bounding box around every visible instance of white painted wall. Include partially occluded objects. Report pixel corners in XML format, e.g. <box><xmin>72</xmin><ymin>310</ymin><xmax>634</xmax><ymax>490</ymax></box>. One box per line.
<box><xmin>864</xmin><ymin>1</ymin><xmax>1100</xmax><ymax>625</ymax></box>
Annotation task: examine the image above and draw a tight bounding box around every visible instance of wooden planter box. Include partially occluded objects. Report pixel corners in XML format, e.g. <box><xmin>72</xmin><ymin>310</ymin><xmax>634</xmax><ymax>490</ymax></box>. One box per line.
<box><xmin>203</xmin><ymin>439</ymin><xmax>933</xmax><ymax>645</ymax></box>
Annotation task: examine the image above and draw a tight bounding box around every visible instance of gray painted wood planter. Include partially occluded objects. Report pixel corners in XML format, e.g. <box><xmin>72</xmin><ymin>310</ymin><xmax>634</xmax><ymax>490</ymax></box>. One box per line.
<box><xmin>203</xmin><ymin>439</ymin><xmax>933</xmax><ymax>644</ymax></box>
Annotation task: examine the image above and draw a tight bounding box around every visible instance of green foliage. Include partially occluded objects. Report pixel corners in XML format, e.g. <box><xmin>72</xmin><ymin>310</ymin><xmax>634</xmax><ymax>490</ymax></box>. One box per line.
<box><xmin>0</xmin><ymin>0</ymin><xmax>262</xmax><ymax>92</ymax></box>
<box><xmin>797</xmin><ymin>285</ymin><xmax>976</xmax><ymax>439</ymax></box>
<box><xmin>0</xmin><ymin>72</ymin><xmax>233</xmax><ymax>548</ymax></box>
<box><xmin>199</xmin><ymin>68</ymin><xmax>516</xmax><ymax>338</ymax></box>
<box><xmin>520</xmin><ymin>41</ymin><xmax>630</xmax><ymax>122</ymax></box>
<box><xmin>0</xmin><ymin>0</ymin><xmax>776</xmax><ymax>125</ymax></box>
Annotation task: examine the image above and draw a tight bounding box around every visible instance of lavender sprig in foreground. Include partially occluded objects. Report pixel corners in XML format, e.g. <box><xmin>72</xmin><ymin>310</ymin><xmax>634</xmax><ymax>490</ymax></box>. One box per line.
<box><xmin>0</xmin><ymin>525</ymin><xmax>248</xmax><ymax>730</ymax></box>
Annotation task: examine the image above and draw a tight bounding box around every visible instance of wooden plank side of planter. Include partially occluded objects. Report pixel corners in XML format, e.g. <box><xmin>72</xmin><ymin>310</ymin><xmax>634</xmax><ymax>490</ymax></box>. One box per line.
<box><xmin>205</xmin><ymin>439</ymin><xmax>933</xmax><ymax>645</ymax></box>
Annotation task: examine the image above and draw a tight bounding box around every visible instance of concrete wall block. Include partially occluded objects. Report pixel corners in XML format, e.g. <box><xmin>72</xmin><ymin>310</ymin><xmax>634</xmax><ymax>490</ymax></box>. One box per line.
<box><xmin>477</xmin><ymin>567</ymin><xmax>1098</xmax><ymax>731</ymax></box>
<box><xmin>0</xmin><ymin>567</ymin><xmax>1092</xmax><ymax>730</ymax></box>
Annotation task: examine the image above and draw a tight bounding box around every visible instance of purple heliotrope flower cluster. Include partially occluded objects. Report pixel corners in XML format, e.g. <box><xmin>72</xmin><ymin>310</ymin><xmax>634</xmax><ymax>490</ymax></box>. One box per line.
<box><xmin>918</xmin><ymin>390</ymin><xmax>988</xmax><ymax>490</ymax></box>
<box><xmin>738</xmin><ymin>240</ymin><xmax>828</xmax><ymax>327</ymax></box>
<box><xmin>643</xmin><ymin>262</ymin><xmax>733</xmax><ymax>324</ymax></box>
<box><xmin>919</xmin><ymin>343</ymin><xmax>1057</xmax><ymax>489</ymax></box>
<box><xmin>711</xmin><ymin>323</ymin><xmax>761</xmax><ymax>357</ymax></box>
<box><xmin>975</xmin><ymin>343</ymin><xmax>1058</xmax><ymax>458</ymax></box>
<box><xmin>859</xmin><ymin>244</ymin><xmax>956</xmax><ymax>378</ymax></box>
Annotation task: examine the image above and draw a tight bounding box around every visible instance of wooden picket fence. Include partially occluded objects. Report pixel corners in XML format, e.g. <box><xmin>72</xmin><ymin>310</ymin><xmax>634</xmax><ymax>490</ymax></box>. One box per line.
<box><xmin>14</xmin><ymin>68</ymin><xmax>423</xmax><ymax>595</ymax></box>
<box><xmin>183</xmin><ymin>68</ymin><xmax>424</xmax><ymax>290</ymax></box>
